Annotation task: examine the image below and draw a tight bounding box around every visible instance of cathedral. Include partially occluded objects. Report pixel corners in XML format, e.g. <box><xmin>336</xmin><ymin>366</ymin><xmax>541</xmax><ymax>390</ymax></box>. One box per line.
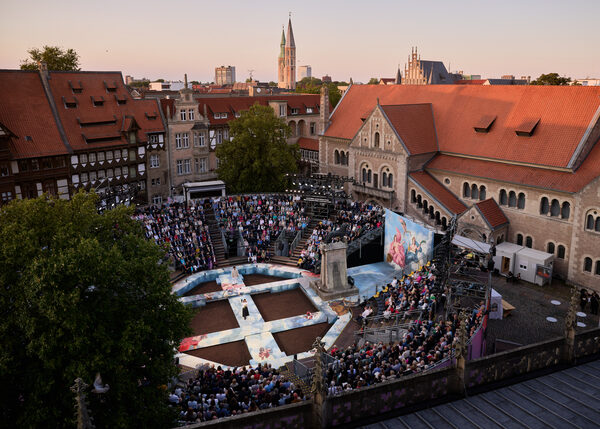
<box><xmin>278</xmin><ymin>17</ymin><xmax>296</xmax><ymax>90</ymax></box>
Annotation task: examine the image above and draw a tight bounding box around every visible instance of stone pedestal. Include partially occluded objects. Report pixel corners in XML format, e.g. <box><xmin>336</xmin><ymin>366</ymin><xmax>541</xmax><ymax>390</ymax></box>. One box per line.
<box><xmin>310</xmin><ymin>241</ymin><xmax>358</xmax><ymax>301</ymax></box>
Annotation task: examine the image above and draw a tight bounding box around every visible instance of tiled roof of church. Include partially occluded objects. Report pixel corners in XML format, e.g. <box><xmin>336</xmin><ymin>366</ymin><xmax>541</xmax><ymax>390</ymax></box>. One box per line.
<box><xmin>474</xmin><ymin>198</ymin><xmax>509</xmax><ymax>230</ymax></box>
<box><xmin>380</xmin><ymin>104</ymin><xmax>438</xmax><ymax>154</ymax></box>
<box><xmin>325</xmin><ymin>84</ymin><xmax>600</xmax><ymax>170</ymax></box>
<box><xmin>298</xmin><ymin>137</ymin><xmax>319</xmax><ymax>151</ymax></box>
<box><xmin>409</xmin><ymin>171</ymin><xmax>467</xmax><ymax>215</ymax></box>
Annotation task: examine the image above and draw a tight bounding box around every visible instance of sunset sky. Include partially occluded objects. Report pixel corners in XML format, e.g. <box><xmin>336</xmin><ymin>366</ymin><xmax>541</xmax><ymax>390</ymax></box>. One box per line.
<box><xmin>1</xmin><ymin>0</ymin><xmax>598</xmax><ymax>83</ymax></box>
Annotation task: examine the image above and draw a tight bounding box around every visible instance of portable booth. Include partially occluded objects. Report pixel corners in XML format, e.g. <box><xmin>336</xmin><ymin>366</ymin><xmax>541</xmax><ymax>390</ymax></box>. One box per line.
<box><xmin>493</xmin><ymin>242</ymin><xmax>522</xmax><ymax>276</ymax></box>
<box><xmin>514</xmin><ymin>247</ymin><xmax>554</xmax><ymax>286</ymax></box>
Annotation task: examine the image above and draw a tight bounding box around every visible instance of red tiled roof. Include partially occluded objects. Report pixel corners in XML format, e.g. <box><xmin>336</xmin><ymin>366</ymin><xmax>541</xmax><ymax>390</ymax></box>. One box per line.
<box><xmin>409</xmin><ymin>170</ymin><xmax>467</xmax><ymax>215</ymax></box>
<box><xmin>325</xmin><ymin>84</ymin><xmax>600</xmax><ymax>169</ymax></box>
<box><xmin>0</xmin><ymin>70</ymin><xmax>68</xmax><ymax>159</ymax></box>
<box><xmin>47</xmin><ymin>71</ymin><xmax>164</xmax><ymax>151</ymax></box>
<box><xmin>426</xmin><ymin>148</ymin><xmax>600</xmax><ymax>193</ymax></box>
<box><xmin>380</xmin><ymin>104</ymin><xmax>438</xmax><ymax>154</ymax></box>
<box><xmin>298</xmin><ymin>137</ymin><xmax>319</xmax><ymax>151</ymax></box>
<box><xmin>474</xmin><ymin>198</ymin><xmax>509</xmax><ymax>230</ymax></box>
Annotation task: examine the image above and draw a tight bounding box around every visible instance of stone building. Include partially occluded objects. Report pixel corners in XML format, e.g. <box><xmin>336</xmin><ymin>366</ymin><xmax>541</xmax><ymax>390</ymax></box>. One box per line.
<box><xmin>215</xmin><ymin>66</ymin><xmax>236</xmax><ymax>85</ymax></box>
<box><xmin>155</xmin><ymin>87</ymin><xmax>330</xmax><ymax>202</ymax></box>
<box><xmin>318</xmin><ymin>84</ymin><xmax>600</xmax><ymax>291</ymax></box>
<box><xmin>278</xmin><ymin>17</ymin><xmax>296</xmax><ymax>90</ymax></box>
<box><xmin>401</xmin><ymin>47</ymin><xmax>456</xmax><ymax>85</ymax></box>
<box><xmin>0</xmin><ymin>66</ymin><xmax>166</xmax><ymax>206</ymax></box>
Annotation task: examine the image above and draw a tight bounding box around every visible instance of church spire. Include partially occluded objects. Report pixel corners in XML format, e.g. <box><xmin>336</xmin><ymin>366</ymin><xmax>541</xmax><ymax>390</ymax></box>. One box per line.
<box><xmin>279</xmin><ymin>27</ymin><xmax>286</xmax><ymax>58</ymax></box>
<box><xmin>286</xmin><ymin>15</ymin><xmax>295</xmax><ymax>48</ymax></box>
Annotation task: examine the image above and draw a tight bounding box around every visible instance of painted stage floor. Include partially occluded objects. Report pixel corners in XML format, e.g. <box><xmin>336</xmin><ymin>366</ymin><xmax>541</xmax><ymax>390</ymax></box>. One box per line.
<box><xmin>173</xmin><ymin>263</ymin><xmax>352</xmax><ymax>369</ymax></box>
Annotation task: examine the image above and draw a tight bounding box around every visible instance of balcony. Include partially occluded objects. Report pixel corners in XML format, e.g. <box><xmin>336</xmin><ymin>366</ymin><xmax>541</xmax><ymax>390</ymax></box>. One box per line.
<box><xmin>352</xmin><ymin>183</ymin><xmax>394</xmax><ymax>200</ymax></box>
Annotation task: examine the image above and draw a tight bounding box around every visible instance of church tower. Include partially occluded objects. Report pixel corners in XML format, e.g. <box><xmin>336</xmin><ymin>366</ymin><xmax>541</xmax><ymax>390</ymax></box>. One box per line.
<box><xmin>277</xmin><ymin>28</ymin><xmax>286</xmax><ymax>88</ymax></box>
<box><xmin>284</xmin><ymin>16</ymin><xmax>296</xmax><ymax>90</ymax></box>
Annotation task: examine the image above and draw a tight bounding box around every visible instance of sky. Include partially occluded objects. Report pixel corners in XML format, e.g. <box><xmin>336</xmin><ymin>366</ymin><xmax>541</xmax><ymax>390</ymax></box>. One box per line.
<box><xmin>1</xmin><ymin>0</ymin><xmax>599</xmax><ymax>83</ymax></box>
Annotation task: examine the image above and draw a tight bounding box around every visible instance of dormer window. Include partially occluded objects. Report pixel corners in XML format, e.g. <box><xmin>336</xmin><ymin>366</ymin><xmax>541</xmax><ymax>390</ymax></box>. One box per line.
<box><xmin>516</xmin><ymin>118</ymin><xmax>540</xmax><ymax>137</ymax></box>
<box><xmin>291</xmin><ymin>108</ymin><xmax>299</xmax><ymax>115</ymax></box>
<box><xmin>145</xmin><ymin>112</ymin><xmax>158</xmax><ymax>120</ymax></box>
<box><xmin>91</xmin><ymin>96</ymin><xmax>105</xmax><ymax>107</ymax></box>
<box><xmin>69</xmin><ymin>80</ymin><xmax>83</xmax><ymax>93</ymax></box>
<box><xmin>104</xmin><ymin>81</ymin><xmax>117</xmax><ymax>92</ymax></box>
<box><xmin>474</xmin><ymin>115</ymin><xmax>496</xmax><ymax>133</ymax></box>
<box><xmin>63</xmin><ymin>96</ymin><xmax>78</xmax><ymax>108</ymax></box>
<box><xmin>115</xmin><ymin>94</ymin><xmax>127</xmax><ymax>105</ymax></box>
<box><xmin>306</xmin><ymin>107</ymin><xmax>313</xmax><ymax>114</ymax></box>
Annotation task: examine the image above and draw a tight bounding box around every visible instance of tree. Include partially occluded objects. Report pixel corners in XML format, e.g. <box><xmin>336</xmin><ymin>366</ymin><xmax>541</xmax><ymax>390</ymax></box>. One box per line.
<box><xmin>295</xmin><ymin>77</ymin><xmax>343</xmax><ymax>108</ymax></box>
<box><xmin>128</xmin><ymin>79</ymin><xmax>150</xmax><ymax>88</ymax></box>
<box><xmin>20</xmin><ymin>45</ymin><xmax>80</xmax><ymax>71</ymax></box>
<box><xmin>0</xmin><ymin>192</ymin><xmax>191</xmax><ymax>428</ymax></box>
<box><xmin>155</xmin><ymin>78</ymin><xmax>165</xmax><ymax>83</ymax></box>
<box><xmin>216</xmin><ymin>104</ymin><xmax>298</xmax><ymax>193</ymax></box>
<box><xmin>367</xmin><ymin>77</ymin><xmax>380</xmax><ymax>85</ymax></box>
<box><xmin>530</xmin><ymin>73</ymin><xmax>572</xmax><ymax>85</ymax></box>
<box><xmin>190</xmin><ymin>80</ymin><xmax>200</xmax><ymax>85</ymax></box>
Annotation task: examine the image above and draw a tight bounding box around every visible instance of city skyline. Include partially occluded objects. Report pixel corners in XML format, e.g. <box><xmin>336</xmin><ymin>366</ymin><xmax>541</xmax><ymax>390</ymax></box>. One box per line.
<box><xmin>1</xmin><ymin>0</ymin><xmax>599</xmax><ymax>83</ymax></box>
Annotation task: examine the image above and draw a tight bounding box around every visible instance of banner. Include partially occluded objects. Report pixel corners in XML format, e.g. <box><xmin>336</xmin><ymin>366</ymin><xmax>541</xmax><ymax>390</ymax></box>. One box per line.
<box><xmin>383</xmin><ymin>209</ymin><xmax>434</xmax><ymax>272</ymax></box>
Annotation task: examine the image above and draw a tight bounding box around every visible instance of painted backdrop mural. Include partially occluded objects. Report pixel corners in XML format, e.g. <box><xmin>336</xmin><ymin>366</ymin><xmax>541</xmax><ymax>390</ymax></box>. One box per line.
<box><xmin>384</xmin><ymin>209</ymin><xmax>434</xmax><ymax>272</ymax></box>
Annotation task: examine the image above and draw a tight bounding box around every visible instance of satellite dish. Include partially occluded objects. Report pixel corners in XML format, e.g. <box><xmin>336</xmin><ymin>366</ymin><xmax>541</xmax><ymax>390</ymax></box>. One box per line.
<box><xmin>256</xmin><ymin>88</ymin><xmax>262</xmax><ymax>93</ymax></box>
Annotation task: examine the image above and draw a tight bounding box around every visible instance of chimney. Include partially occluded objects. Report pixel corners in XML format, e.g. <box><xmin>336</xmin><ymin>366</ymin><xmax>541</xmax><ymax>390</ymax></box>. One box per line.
<box><xmin>184</xmin><ymin>73</ymin><xmax>188</xmax><ymax>89</ymax></box>
<box><xmin>320</xmin><ymin>84</ymin><xmax>330</xmax><ymax>134</ymax></box>
<box><xmin>38</xmin><ymin>61</ymin><xmax>49</xmax><ymax>80</ymax></box>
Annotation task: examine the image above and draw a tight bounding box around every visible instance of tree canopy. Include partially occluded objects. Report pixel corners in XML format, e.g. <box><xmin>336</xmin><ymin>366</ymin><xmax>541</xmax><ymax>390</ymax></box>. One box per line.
<box><xmin>20</xmin><ymin>45</ymin><xmax>80</xmax><ymax>71</ymax></box>
<box><xmin>530</xmin><ymin>73</ymin><xmax>572</xmax><ymax>86</ymax></box>
<box><xmin>0</xmin><ymin>192</ymin><xmax>191</xmax><ymax>428</ymax></box>
<box><xmin>367</xmin><ymin>77</ymin><xmax>380</xmax><ymax>85</ymax></box>
<box><xmin>295</xmin><ymin>77</ymin><xmax>346</xmax><ymax>107</ymax></box>
<box><xmin>216</xmin><ymin>104</ymin><xmax>298</xmax><ymax>193</ymax></box>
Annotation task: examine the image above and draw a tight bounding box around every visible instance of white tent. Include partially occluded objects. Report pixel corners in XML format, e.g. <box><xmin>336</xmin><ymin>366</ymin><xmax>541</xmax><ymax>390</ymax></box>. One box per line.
<box><xmin>451</xmin><ymin>235</ymin><xmax>491</xmax><ymax>254</ymax></box>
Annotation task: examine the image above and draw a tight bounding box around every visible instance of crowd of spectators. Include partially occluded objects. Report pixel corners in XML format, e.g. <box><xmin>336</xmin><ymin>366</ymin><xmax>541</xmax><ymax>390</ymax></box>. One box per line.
<box><xmin>297</xmin><ymin>221</ymin><xmax>332</xmax><ymax>271</ymax></box>
<box><xmin>213</xmin><ymin>195</ymin><xmax>307</xmax><ymax>260</ymax></box>
<box><xmin>134</xmin><ymin>201</ymin><xmax>216</xmax><ymax>274</ymax></box>
<box><xmin>333</xmin><ymin>201</ymin><xmax>384</xmax><ymax>243</ymax></box>
<box><xmin>170</xmin><ymin>364</ymin><xmax>306</xmax><ymax>425</ymax></box>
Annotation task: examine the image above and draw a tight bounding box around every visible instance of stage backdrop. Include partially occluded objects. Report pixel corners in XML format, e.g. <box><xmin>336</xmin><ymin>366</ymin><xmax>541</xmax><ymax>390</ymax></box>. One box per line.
<box><xmin>384</xmin><ymin>209</ymin><xmax>434</xmax><ymax>273</ymax></box>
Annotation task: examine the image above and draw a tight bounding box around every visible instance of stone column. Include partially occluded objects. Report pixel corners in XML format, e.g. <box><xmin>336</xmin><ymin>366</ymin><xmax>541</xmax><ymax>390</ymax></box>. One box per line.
<box><xmin>562</xmin><ymin>286</ymin><xmax>578</xmax><ymax>364</ymax></box>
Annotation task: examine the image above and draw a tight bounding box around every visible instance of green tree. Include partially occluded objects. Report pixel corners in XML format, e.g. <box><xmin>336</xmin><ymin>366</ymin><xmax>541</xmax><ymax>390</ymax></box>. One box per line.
<box><xmin>129</xmin><ymin>79</ymin><xmax>150</xmax><ymax>88</ymax></box>
<box><xmin>190</xmin><ymin>80</ymin><xmax>200</xmax><ymax>85</ymax></box>
<box><xmin>0</xmin><ymin>192</ymin><xmax>191</xmax><ymax>428</ymax></box>
<box><xmin>216</xmin><ymin>104</ymin><xmax>298</xmax><ymax>193</ymax></box>
<box><xmin>367</xmin><ymin>77</ymin><xmax>379</xmax><ymax>84</ymax></box>
<box><xmin>155</xmin><ymin>78</ymin><xmax>165</xmax><ymax>82</ymax></box>
<box><xmin>531</xmin><ymin>73</ymin><xmax>572</xmax><ymax>85</ymax></box>
<box><xmin>20</xmin><ymin>45</ymin><xmax>80</xmax><ymax>71</ymax></box>
<box><xmin>295</xmin><ymin>77</ymin><xmax>342</xmax><ymax>107</ymax></box>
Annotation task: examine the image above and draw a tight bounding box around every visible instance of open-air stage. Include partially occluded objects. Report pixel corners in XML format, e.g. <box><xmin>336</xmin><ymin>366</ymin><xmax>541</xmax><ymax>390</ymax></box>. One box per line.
<box><xmin>173</xmin><ymin>262</ymin><xmax>404</xmax><ymax>370</ymax></box>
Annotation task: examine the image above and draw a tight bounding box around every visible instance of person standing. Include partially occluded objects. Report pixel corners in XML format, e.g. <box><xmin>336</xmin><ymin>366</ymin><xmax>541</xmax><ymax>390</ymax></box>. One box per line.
<box><xmin>241</xmin><ymin>298</ymin><xmax>249</xmax><ymax>320</ymax></box>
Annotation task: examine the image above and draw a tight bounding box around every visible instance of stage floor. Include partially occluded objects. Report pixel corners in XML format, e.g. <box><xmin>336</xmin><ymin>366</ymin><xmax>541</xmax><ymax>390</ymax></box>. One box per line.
<box><xmin>348</xmin><ymin>261</ymin><xmax>405</xmax><ymax>302</ymax></box>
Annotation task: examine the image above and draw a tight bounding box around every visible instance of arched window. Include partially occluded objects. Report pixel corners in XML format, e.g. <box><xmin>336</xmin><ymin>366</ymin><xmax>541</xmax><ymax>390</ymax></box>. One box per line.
<box><xmin>561</xmin><ymin>202</ymin><xmax>570</xmax><ymax>219</ymax></box>
<box><xmin>429</xmin><ymin>206</ymin><xmax>435</xmax><ymax>219</ymax></box>
<box><xmin>525</xmin><ymin>236</ymin><xmax>533</xmax><ymax>248</ymax></box>
<box><xmin>586</xmin><ymin>214</ymin><xmax>594</xmax><ymax>230</ymax></box>
<box><xmin>508</xmin><ymin>191</ymin><xmax>517</xmax><ymax>207</ymax></box>
<box><xmin>388</xmin><ymin>174</ymin><xmax>393</xmax><ymax>188</ymax></box>
<box><xmin>596</xmin><ymin>261</ymin><xmax>600</xmax><ymax>275</ymax></box>
<box><xmin>411</xmin><ymin>189</ymin><xmax>416</xmax><ymax>203</ymax></box>
<box><xmin>334</xmin><ymin>150</ymin><xmax>340</xmax><ymax>164</ymax></box>
<box><xmin>517</xmin><ymin>193</ymin><xmax>526</xmax><ymax>209</ymax></box>
<box><xmin>382</xmin><ymin>172</ymin><xmax>387</xmax><ymax>188</ymax></box>
<box><xmin>550</xmin><ymin>199</ymin><xmax>560</xmax><ymax>216</ymax></box>
<box><xmin>367</xmin><ymin>169</ymin><xmax>372</xmax><ymax>183</ymax></box>
<box><xmin>374</xmin><ymin>132</ymin><xmax>380</xmax><ymax>148</ymax></box>
<box><xmin>497</xmin><ymin>235</ymin><xmax>504</xmax><ymax>244</ymax></box>
<box><xmin>463</xmin><ymin>182</ymin><xmax>470</xmax><ymax>198</ymax></box>
<box><xmin>479</xmin><ymin>185</ymin><xmax>486</xmax><ymax>200</ymax></box>
<box><xmin>517</xmin><ymin>233</ymin><xmax>523</xmax><ymax>246</ymax></box>
<box><xmin>583</xmin><ymin>257</ymin><xmax>592</xmax><ymax>272</ymax></box>
<box><xmin>441</xmin><ymin>217</ymin><xmax>447</xmax><ymax>229</ymax></box>
<box><xmin>435</xmin><ymin>211</ymin><xmax>441</xmax><ymax>225</ymax></box>
<box><xmin>596</xmin><ymin>217</ymin><xmax>600</xmax><ymax>232</ymax></box>
<box><xmin>471</xmin><ymin>184</ymin><xmax>479</xmax><ymax>200</ymax></box>
<box><xmin>540</xmin><ymin>197</ymin><xmax>549</xmax><ymax>215</ymax></box>
<box><xmin>423</xmin><ymin>201</ymin><xmax>428</xmax><ymax>212</ymax></box>
<box><xmin>362</xmin><ymin>168</ymin><xmax>367</xmax><ymax>183</ymax></box>
<box><xmin>557</xmin><ymin>245</ymin><xmax>565</xmax><ymax>259</ymax></box>
<box><xmin>417</xmin><ymin>195</ymin><xmax>422</xmax><ymax>207</ymax></box>
<box><xmin>547</xmin><ymin>242</ymin><xmax>555</xmax><ymax>254</ymax></box>
<box><xmin>340</xmin><ymin>151</ymin><xmax>346</xmax><ymax>165</ymax></box>
<box><xmin>499</xmin><ymin>189</ymin><xmax>507</xmax><ymax>206</ymax></box>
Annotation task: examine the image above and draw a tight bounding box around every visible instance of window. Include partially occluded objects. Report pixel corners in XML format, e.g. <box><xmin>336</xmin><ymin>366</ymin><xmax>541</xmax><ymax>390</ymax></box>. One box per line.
<box><xmin>583</xmin><ymin>257</ymin><xmax>592</xmax><ymax>272</ymax></box>
<box><xmin>374</xmin><ymin>132</ymin><xmax>380</xmax><ymax>148</ymax></box>
<box><xmin>596</xmin><ymin>261</ymin><xmax>600</xmax><ymax>276</ymax></box>
<box><xmin>223</xmin><ymin>128</ymin><xmax>229</xmax><ymax>140</ymax></box>
<box><xmin>193</xmin><ymin>132</ymin><xmax>200</xmax><ymax>147</ymax></box>
<box><xmin>81</xmin><ymin>172</ymin><xmax>89</xmax><ymax>182</ymax></box>
<box><xmin>221</xmin><ymin>113</ymin><xmax>228</xmax><ymax>119</ymax></box>
<box><xmin>525</xmin><ymin>236</ymin><xmax>533</xmax><ymax>248</ymax></box>
<box><xmin>152</xmin><ymin>195</ymin><xmax>162</xmax><ymax>205</ymax></box>
<box><xmin>180</xmin><ymin>110</ymin><xmax>187</xmax><ymax>121</ymax></box>
<box><xmin>516</xmin><ymin>233</ymin><xmax>523</xmax><ymax>246</ymax></box>
<box><xmin>122</xmin><ymin>148</ymin><xmax>128</xmax><ymax>159</ymax></box>
<box><xmin>129</xmin><ymin>150</ymin><xmax>136</xmax><ymax>161</ymax></box>
<box><xmin>150</xmin><ymin>154</ymin><xmax>160</xmax><ymax>168</ymax></box>
<box><xmin>368</xmin><ymin>169</ymin><xmax>372</xmax><ymax>183</ymax></box>
<box><xmin>479</xmin><ymin>186</ymin><xmax>486</xmax><ymax>200</ymax></box>
<box><xmin>89</xmin><ymin>152</ymin><xmax>96</xmax><ymax>163</ymax></box>
<box><xmin>306</xmin><ymin>107</ymin><xmax>313</xmax><ymax>114</ymax></box>
<box><xmin>547</xmin><ymin>242</ymin><xmax>555</xmax><ymax>254</ymax></box>
<box><xmin>471</xmin><ymin>184</ymin><xmax>479</xmax><ymax>200</ymax></box>
<box><xmin>499</xmin><ymin>189</ymin><xmax>507</xmax><ymax>206</ymax></box>
<box><xmin>0</xmin><ymin>163</ymin><xmax>9</xmax><ymax>176</ymax></box>
<box><xmin>561</xmin><ymin>202</ymin><xmax>570</xmax><ymax>219</ymax></box>
<box><xmin>1</xmin><ymin>191</ymin><xmax>12</xmax><ymax>203</ymax></box>
<box><xmin>586</xmin><ymin>214</ymin><xmax>594</xmax><ymax>230</ymax></box>
<box><xmin>97</xmin><ymin>152</ymin><xmax>105</xmax><ymax>162</ymax></box>
<box><xmin>129</xmin><ymin>132</ymin><xmax>136</xmax><ymax>144</ymax></box>
<box><xmin>106</xmin><ymin>151</ymin><xmax>113</xmax><ymax>161</ymax></box>
<box><xmin>540</xmin><ymin>197</ymin><xmax>549</xmax><ymax>214</ymax></box>
<box><xmin>335</xmin><ymin>150</ymin><xmax>340</xmax><ymax>164</ymax></box>
<box><xmin>597</xmin><ymin>218</ymin><xmax>600</xmax><ymax>232</ymax></box>
<box><xmin>517</xmin><ymin>193</ymin><xmax>525</xmax><ymax>209</ymax></box>
<box><xmin>382</xmin><ymin>172</ymin><xmax>387</xmax><ymax>188</ymax></box>
<box><xmin>362</xmin><ymin>168</ymin><xmax>367</xmax><ymax>183</ymax></box>
<box><xmin>196</xmin><ymin>157</ymin><xmax>207</xmax><ymax>173</ymax></box>
<box><xmin>340</xmin><ymin>152</ymin><xmax>347</xmax><ymax>166</ymax></box>
<box><xmin>279</xmin><ymin>105</ymin><xmax>286</xmax><ymax>117</ymax></box>
<box><xmin>31</xmin><ymin>159</ymin><xmax>40</xmax><ymax>170</ymax></box>
<box><xmin>80</xmin><ymin>154</ymin><xmax>88</xmax><ymax>164</ymax></box>
<box><xmin>149</xmin><ymin>134</ymin><xmax>159</xmax><ymax>144</ymax></box>
<box><xmin>98</xmin><ymin>169</ymin><xmax>105</xmax><ymax>179</ymax></box>
<box><xmin>199</xmin><ymin>132</ymin><xmax>205</xmax><ymax>147</ymax></box>
<box><xmin>411</xmin><ymin>190</ymin><xmax>416</xmax><ymax>203</ymax></box>
<box><xmin>175</xmin><ymin>133</ymin><xmax>182</xmax><ymax>149</ymax></box>
<box><xmin>214</xmin><ymin>113</ymin><xmax>220</xmax><ymax>119</ymax></box>
<box><xmin>217</xmin><ymin>130</ymin><xmax>223</xmax><ymax>144</ymax></box>
<box><xmin>557</xmin><ymin>245</ymin><xmax>565</xmax><ymax>259</ymax></box>
<box><xmin>90</xmin><ymin>171</ymin><xmax>97</xmax><ymax>182</ymax></box>
<box><xmin>114</xmin><ymin>167</ymin><xmax>121</xmax><ymax>177</ymax></box>
<box><xmin>291</xmin><ymin>108</ymin><xmax>299</xmax><ymax>115</ymax></box>
<box><xmin>183</xmin><ymin>159</ymin><xmax>191</xmax><ymax>174</ymax></box>
<box><xmin>463</xmin><ymin>182</ymin><xmax>470</xmax><ymax>198</ymax></box>
<box><xmin>176</xmin><ymin>160</ymin><xmax>183</xmax><ymax>175</ymax></box>
<box><xmin>310</xmin><ymin>122</ymin><xmax>316</xmax><ymax>134</ymax></box>
<box><xmin>129</xmin><ymin>166</ymin><xmax>136</xmax><ymax>178</ymax></box>
<box><xmin>188</xmin><ymin>109</ymin><xmax>195</xmax><ymax>121</ymax></box>
<box><xmin>107</xmin><ymin>168</ymin><xmax>113</xmax><ymax>178</ymax></box>
<box><xmin>151</xmin><ymin>178</ymin><xmax>161</xmax><ymax>186</ymax></box>
<box><xmin>114</xmin><ymin>150</ymin><xmax>121</xmax><ymax>161</ymax></box>
<box><xmin>508</xmin><ymin>191</ymin><xmax>517</xmax><ymax>207</ymax></box>
<box><xmin>550</xmin><ymin>199</ymin><xmax>560</xmax><ymax>217</ymax></box>
<box><xmin>182</xmin><ymin>133</ymin><xmax>189</xmax><ymax>148</ymax></box>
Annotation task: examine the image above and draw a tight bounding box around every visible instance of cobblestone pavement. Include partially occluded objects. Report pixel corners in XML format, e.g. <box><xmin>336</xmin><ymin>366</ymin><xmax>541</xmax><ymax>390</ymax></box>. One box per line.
<box><xmin>485</xmin><ymin>274</ymin><xmax>599</xmax><ymax>353</ymax></box>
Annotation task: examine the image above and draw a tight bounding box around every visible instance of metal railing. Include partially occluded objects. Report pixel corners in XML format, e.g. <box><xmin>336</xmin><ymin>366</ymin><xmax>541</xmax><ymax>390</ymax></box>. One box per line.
<box><xmin>363</xmin><ymin>309</ymin><xmax>423</xmax><ymax>326</ymax></box>
<box><xmin>289</xmin><ymin>228</ymin><xmax>304</xmax><ymax>255</ymax></box>
<box><xmin>347</xmin><ymin>227</ymin><xmax>383</xmax><ymax>257</ymax></box>
<box><xmin>292</xmin><ymin>359</ymin><xmax>312</xmax><ymax>385</ymax></box>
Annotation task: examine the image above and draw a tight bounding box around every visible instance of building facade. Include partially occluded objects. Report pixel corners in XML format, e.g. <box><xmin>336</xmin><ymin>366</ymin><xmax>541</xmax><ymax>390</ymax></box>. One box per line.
<box><xmin>401</xmin><ymin>47</ymin><xmax>456</xmax><ymax>85</ymax></box>
<box><xmin>215</xmin><ymin>66</ymin><xmax>236</xmax><ymax>85</ymax></box>
<box><xmin>299</xmin><ymin>65</ymin><xmax>312</xmax><ymax>80</ymax></box>
<box><xmin>0</xmin><ymin>66</ymin><xmax>166</xmax><ymax>207</ymax></box>
<box><xmin>319</xmin><ymin>84</ymin><xmax>600</xmax><ymax>291</ymax></box>
<box><xmin>278</xmin><ymin>18</ymin><xmax>296</xmax><ymax>90</ymax></box>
